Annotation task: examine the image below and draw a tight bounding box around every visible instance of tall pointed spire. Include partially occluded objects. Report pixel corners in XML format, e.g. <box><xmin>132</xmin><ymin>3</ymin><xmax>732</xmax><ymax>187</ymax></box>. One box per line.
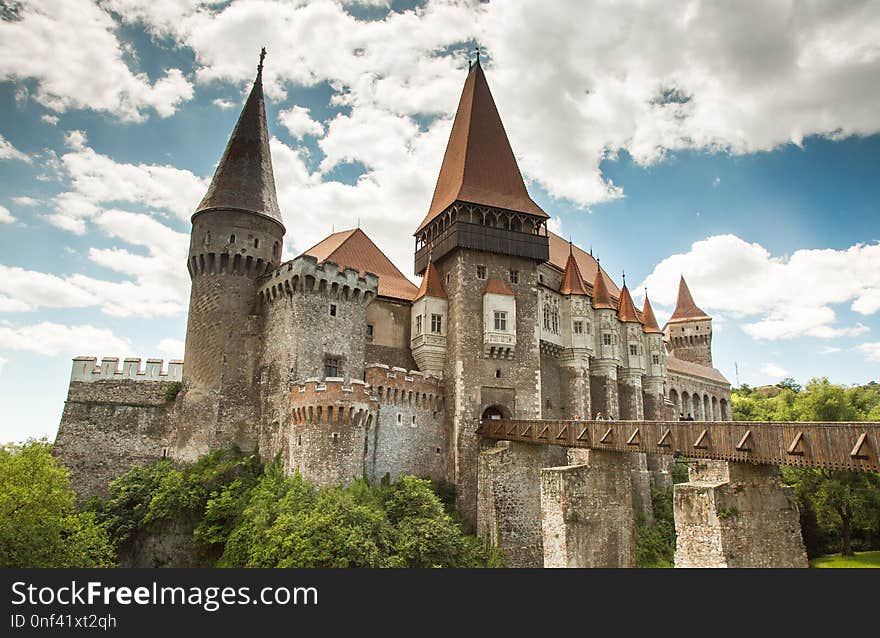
<box><xmin>641</xmin><ymin>292</ymin><xmax>662</xmax><ymax>333</ymax></box>
<box><xmin>669</xmin><ymin>275</ymin><xmax>709</xmax><ymax>322</ymax></box>
<box><xmin>616</xmin><ymin>283</ymin><xmax>642</xmax><ymax>323</ymax></box>
<box><xmin>414</xmin><ymin>259</ymin><xmax>447</xmax><ymax>301</ymax></box>
<box><xmin>560</xmin><ymin>250</ymin><xmax>588</xmax><ymax>295</ymax></box>
<box><xmin>415</xmin><ymin>59</ymin><xmax>547</xmax><ymax>234</ymax></box>
<box><xmin>194</xmin><ymin>49</ymin><xmax>283</xmax><ymax>226</ymax></box>
<box><xmin>592</xmin><ymin>260</ymin><xmax>615</xmax><ymax>309</ymax></box>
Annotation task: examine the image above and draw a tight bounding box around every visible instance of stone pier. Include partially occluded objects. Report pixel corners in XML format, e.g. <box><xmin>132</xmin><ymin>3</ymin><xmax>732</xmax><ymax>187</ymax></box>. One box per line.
<box><xmin>540</xmin><ymin>450</ymin><xmax>637</xmax><ymax>568</ymax></box>
<box><xmin>673</xmin><ymin>460</ymin><xmax>808</xmax><ymax>568</ymax></box>
<box><xmin>477</xmin><ymin>441</ymin><xmax>566</xmax><ymax>567</ymax></box>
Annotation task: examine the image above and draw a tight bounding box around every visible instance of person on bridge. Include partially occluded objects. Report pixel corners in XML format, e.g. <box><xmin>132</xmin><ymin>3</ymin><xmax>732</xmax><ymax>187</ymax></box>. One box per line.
<box><xmin>595</xmin><ymin>411</ymin><xmax>606</xmax><ymax>421</ymax></box>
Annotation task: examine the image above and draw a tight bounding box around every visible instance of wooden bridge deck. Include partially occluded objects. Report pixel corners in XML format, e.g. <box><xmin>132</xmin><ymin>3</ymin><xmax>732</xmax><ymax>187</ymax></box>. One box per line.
<box><xmin>480</xmin><ymin>419</ymin><xmax>880</xmax><ymax>473</ymax></box>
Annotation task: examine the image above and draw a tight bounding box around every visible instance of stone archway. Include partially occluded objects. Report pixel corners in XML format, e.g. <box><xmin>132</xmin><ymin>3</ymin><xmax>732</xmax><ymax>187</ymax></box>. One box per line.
<box><xmin>481</xmin><ymin>404</ymin><xmax>511</xmax><ymax>424</ymax></box>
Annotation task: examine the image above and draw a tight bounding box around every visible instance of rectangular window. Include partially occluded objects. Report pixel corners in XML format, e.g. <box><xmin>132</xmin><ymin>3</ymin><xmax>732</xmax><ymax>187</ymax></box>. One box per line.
<box><xmin>329</xmin><ymin>303</ymin><xmax>337</xmax><ymax>317</ymax></box>
<box><xmin>476</xmin><ymin>265</ymin><xmax>487</xmax><ymax>279</ymax></box>
<box><xmin>652</xmin><ymin>354</ymin><xmax>660</xmax><ymax>365</ymax></box>
<box><xmin>573</xmin><ymin>320</ymin><xmax>584</xmax><ymax>334</ymax></box>
<box><xmin>416</xmin><ymin>315</ymin><xmax>423</xmax><ymax>335</ymax></box>
<box><xmin>494</xmin><ymin>311</ymin><xmax>507</xmax><ymax>331</ymax></box>
<box><xmin>603</xmin><ymin>333</ymin><xmax>612</xmax><ymax>346</ymax></box>
<box><xmin>431</xmin><ymin>313</ymin><xmax>442</xmax><ymax>334</ymax></box>
<box><xmin>324</xmin><ymin>356</ymin><xmax>340</xmax><ymax>378</ymax></box>
<box><xmin>366</xmin><ymin>324</ymin><xmax>374</xmax><ymax>341</ymax></box>
<box><xmin>509</xmin><ymin>269</ymin><xmax>519</xmax><ymax>284</ymax></box>
<box><xmin>629</xmin><ymin>344</ymin><xmax>638</xmax><ymax>356</ymax></box>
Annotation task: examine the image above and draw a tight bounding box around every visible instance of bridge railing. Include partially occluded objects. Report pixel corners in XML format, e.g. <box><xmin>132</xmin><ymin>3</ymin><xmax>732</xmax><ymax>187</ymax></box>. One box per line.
<box><xmin>479</xmin><ymin>419</ymin><xmax>880</xmax><ymax>473</ymax></box>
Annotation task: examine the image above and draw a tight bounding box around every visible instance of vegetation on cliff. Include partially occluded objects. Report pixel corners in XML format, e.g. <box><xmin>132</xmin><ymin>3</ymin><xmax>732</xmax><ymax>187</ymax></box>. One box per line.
<box><xmin>90</xmin><ymin>450</ymin><xmax>502</xmax><ymax>568</ymax></box>
<box><xmin>0</xmin><ymin>441</ymin><xmax>115</xmax><ymax>568</ymax></box>
<box><xmin>733</xmin><ymin>378</ymin><xmax>880</xmax><ymax>558</ymax></box>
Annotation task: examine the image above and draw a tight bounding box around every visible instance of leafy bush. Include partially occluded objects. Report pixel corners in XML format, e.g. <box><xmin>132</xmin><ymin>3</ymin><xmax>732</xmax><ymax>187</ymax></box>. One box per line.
<box><xmin>635</xmin><ymin>487</ymin><xmax>676</xmax><ymax>568</ymax></box>
<box><xmin>0</xmin><ymin>440</ymin><xmax>115</xmax><ymax>567</ymax></box>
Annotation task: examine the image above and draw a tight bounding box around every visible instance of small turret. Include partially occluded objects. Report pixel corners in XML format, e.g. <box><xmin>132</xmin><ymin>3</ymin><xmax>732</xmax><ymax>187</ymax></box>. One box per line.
<box><xmin>663</xmin><ymin>275</ymin><xmax>713</xmax><ymax>367</ymax></box>
<box><xmin>411</xmin><ymin>260</ymin><xmax>448</xmax><ymax>377</ymax></box>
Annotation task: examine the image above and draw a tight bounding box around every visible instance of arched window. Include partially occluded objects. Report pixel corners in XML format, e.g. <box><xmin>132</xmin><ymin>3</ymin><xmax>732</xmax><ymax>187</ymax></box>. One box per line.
<box><xmin>229</xmin><ymin>234</ymin><xmax>236</xmax><ymax>244</ymax></box>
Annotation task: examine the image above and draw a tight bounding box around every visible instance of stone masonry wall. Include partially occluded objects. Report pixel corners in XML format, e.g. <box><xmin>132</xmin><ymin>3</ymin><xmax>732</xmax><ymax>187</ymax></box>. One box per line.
<box><xmin>55</xmin><ymin>376</ymin><xmax>175</xmax><ymax>500</ymax></box>
<box><xmin>673</xmin><ymin>460</ymin><xmax>808</xmax><ymax>568</ymax></box>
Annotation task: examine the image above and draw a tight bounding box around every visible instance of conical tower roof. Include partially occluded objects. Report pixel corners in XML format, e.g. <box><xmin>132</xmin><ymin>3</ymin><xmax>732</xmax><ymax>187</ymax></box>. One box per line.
<box><xmin>414</xmin><ymin>259</ymin><xmax>447</xmax><ymax>300</ymax></box>
<box><xmin>616</xmin><ymin>283</ymin><xmax>642</xmax><ymax>323</ymax></box>
<box><xmin>560</xmin><ymin>245</ymin><xmax>588</xmax><ymax>295</ymax></box>
<box><xmin>415</xmin><ymin>60</ymin><xmax>547</xmax><ymax>234</ymax></box>
<box><xmin>641</xmin><ymin>293</ymin><xmax>662</xmax><ymax>333</ymax></box>
<box><xmin>592</xmin><ymin>261</ymin><xmax>615</xmax><ymax>309</ymax></box>
<box><xmin>668</xmin><ymin>276</ymin><xmax>710</xmax><ymax>322</ymax></box>
<box><xmin>194</xmin><ymin>50</ymin><xmax>283</xmax><ymax>227</ymax></box>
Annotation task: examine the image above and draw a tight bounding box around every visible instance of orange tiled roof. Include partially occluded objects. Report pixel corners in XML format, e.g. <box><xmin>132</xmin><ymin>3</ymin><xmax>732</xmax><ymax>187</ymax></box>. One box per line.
<box><xmin>641</xmin><ymin>294</ymin><xmax>663</xmax><ymax>333</ymax></box>
<box><xmin>414</xmin><ymin>61</ymin><xmax>547</xmax><ymax>234</ymax></box>
<box><xmin>616</xmin><ymin>285</ymin><xmax>642</xmax><ymax>323</ymax></box>
<box><xmin>559</xmin><ymin>249</ymin><xmax>588</xmax><ymax>295</ymax></box>
<box><xmin>667</xmin><ymin>356</ymin><xmax>729</xmax><ymax>385</ymax></box>
<box><xmin>591</xmin><ymin>261</ymin><xmax>615</xmax><ymax>309</ymax></box>
<box><xmin>195</xmin><ymin>61</ymin><xmax>282</xmax><ymax>226</ymax></box>
<box><xmin>414</xmin><ymin>260</ymin><xmax>446</xmax><ymax>300</ymax></box>
<box><xmin>302</xmin><ymin>228</ymin><xmax>418</xmax><ymax>301</ymax></box>
<box><xmin>546</xmin><ymin>232</ymin><xmax>620</xmax><ymax>299</ymax></box>
<box><xmin>668</xmin><ymin>275</ymin><xmax>710</xmax><ymax>323</ymax></box>
<box><xmin>484</xmin><ymin>277</ymin><xmax>516</xmax><ymax>296</ymax></box>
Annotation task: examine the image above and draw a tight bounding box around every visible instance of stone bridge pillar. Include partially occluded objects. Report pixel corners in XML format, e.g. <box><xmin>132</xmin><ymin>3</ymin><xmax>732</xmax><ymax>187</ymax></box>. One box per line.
<box><xmin>540</xmin><ymin>450</ymin><xmax>637</xmax><ymax>568</ymax></box>
<box><xmin>673</xmin><ymin>460</ymin><xmax>808</xmax><ymax>568</ymax></box>
<box><xmin>477</xmin><ymin>441</ymin><xmax>567</xmax><ymax>567</ymax></box>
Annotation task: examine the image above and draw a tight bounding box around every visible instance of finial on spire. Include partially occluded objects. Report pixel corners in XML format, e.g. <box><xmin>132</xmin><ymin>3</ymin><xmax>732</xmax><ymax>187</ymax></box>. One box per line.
<box><xmin>569</xmin><ymin>237</ymin><xmax>573</xmax><ymax>256</ymax></box>
<box><xmin>475</xmin><ymin>45</ymin><xmax>481</xmax><ymax>65</ymax></box>
<box><xmin>622</xmin><ymin>271</ymin><xmax>626</xmax><ymax>287</ymax></box>
<box><xmin>258</xmin><ymin>47</ymin><xmax>267</xmax><ymax>75</ymax></box>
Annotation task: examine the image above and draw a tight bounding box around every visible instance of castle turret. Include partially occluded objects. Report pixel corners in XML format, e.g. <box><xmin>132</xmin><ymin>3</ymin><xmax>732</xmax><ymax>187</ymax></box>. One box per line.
<box><xmin>663</xmin><ymin>275</ymin><xmax>713</xmax><ymax>367</ymax></box>
<box><xmin>640</xmin><ymin>292</ymin><xmax>667</xmax><ymax>419</ymax></box>
<box><xmin>176</xmin><ymin>50</ymin><xmax>286</xmax><ymax>459</ymax></box>
<box><xmin>558</xmin><ymin>246</ymin><xmax>592</xmax><ymax>420</ymax></box>
<box><xmin>589</xmin><ymin>260</ymin><xmax>620</xmax><ymax>418</ymax></box>
<box><xmin>411</xmin><ymin>260</ymin><xmax>448</xmax><ymax>377</ymax></box>
<box><xmin>616</xmin><ymin>280</ymin><xmax>645</xmax><ymax>420</ymax></box>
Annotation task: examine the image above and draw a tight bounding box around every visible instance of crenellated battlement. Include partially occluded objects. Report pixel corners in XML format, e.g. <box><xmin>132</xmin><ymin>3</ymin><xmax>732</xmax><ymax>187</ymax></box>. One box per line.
<box><xmin>365</xmin><ymin>364</ymin><xmax>444</xmax><ymax>412</ymax></box>
<box><xmin>70</xmin><ymin>357</ymin><xmax>183</xmax><ymax>383</ymax></box>
<box><xmin>258</xmin><ymin>254</ymin><xmax>379</xmax><ymax>305</ymax></box>
<box><xmin>290</xmin><ymin>377</ymin><xmax>379</xmax><ymax>425</ymax></box>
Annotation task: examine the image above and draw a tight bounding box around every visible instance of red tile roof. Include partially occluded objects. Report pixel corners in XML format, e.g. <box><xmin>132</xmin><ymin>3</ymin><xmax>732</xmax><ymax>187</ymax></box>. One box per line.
<box><xmin>484</xmin><ymin>277</ymin><xmax>516</xmax><ymax>296</ymax></box>
<box><xmin>195</xmin><ymin>61</ymin><xmax>283</xmax><ymax>226</ymax></box>
<box><xmin>559</xmin><ymin>249</ymin><xmax>588</xmax><ymax>295</ymax></box>
<box><xmin>668</xmin><ymin>276</ymin><xmax>710</xmax><ymax>323</ymax></box>
<box><xmin>414</xmin><ymin>260</ymin><xmax>446</xmax><ymax>300</ymax></box>
<box><xmin>667</xmin><ymin>356</ymin><xmax>729</xmax><ymax>385</ymax></box>
<box><xmin>616</xmin><ymin>285</ymin><xmax>642</xmax><ymax>323</ymax></box>
<box><xmin>641</xmin><ymin>294</ymin><xmax>663</xmax><ymax>333</ymax></box>
<box><xmin>591</xmin><ymin>261</ymin><xmax>615</xmax><ymax>309</ymax></box>
<box><xmin>546</xmin><ymin>232</ymin><xmax>620</xmax><ymax>298</ymax></box>
<box><xmin>415</xmin><ymin>61</ymin><xmax>547</xmax><ymax>234</ymax></box>
<box><xmin>302</xmin><ymin>228</ymin><xmax>418</xmax><ymax>301</ymax></box>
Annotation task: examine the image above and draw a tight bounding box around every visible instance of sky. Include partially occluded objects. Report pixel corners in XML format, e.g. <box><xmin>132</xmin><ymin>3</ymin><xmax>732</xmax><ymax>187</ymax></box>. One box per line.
<box><xmin>1</xmin><ymin>0</ymin><xmax>879</xmax><ymax>443</ymax></box>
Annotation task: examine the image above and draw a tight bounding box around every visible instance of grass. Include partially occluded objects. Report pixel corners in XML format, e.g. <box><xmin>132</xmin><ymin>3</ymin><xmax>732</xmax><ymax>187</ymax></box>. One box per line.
<box><xmin>810</xmin><ymin>551</ymin><xmax>880</xmax><ymax>568</ymax></box>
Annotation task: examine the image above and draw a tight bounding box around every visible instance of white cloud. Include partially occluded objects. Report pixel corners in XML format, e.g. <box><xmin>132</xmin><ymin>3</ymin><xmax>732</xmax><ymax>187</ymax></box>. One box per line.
<box><xmin>212</xmin><ymin>98</ymin><xmax>234</xmax><ymax>110</ymax></box>
<box><xmin>278</xmin><ymin>105</ymin><xmax>324</xmax><ymax>140</ymax></box>
<box><xmin>0</xmin><ymin>134</ymin><xmax>30</xmax><ymax>163</ymax></box>
<box><xmin>0</xmin><ymin>206</ymin><xmax>14</xmax><ymax>224</ymax></box>
<box><xmin>11</xmin><ymin>196</ymin><xmax>40</xmax><ymax>207</ymax></box>
<box><xmin>157</xmin><ymin>338</ymin><xmax>185</xmax><ymax>358</ymax></box>
<box><xmin>857</xmin><ymin>342</ymin><xmax>880</xmax><ymax>363</ymax></box>
<box><xmin>761</xmin><ymin>362</ymin><xmax>789</xmax><ymax>379</ymax></box>
<box><xmin>0</xmin><ymin>322</ymin><xmax>131</xmax><ymax>357</ymax></box>
<box><xmin>546</xmin><ymin>216</ymin><xmax>563</xmax><ymax>236</ymax></box>
<box><xmin>41</xmin><ymin>114</ymin><xmax>59</xmax><ymax>125</ymax></box>
<box><xmin>819</xmin><ymin>346</ymin><xmax>841</xmax><ymax>355</ymax></box>
<box><xmin>0</xmin><ymin>0</ymin><xmax>193</xmax><ymax>122</ymax></box>
<box><xmin>0</xmin><ymin>356</ymin><xmax>6</xmax><ymax>375</ymax></box>
<box><xmin>640</xmin><ymin>234</ymin><xmax>880</xmax><ymax>340</ymax></box>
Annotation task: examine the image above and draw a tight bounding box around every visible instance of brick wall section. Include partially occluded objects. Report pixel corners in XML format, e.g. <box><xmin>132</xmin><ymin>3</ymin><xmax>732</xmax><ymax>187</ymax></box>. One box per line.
<box><xmin>673</xmin><ymin>460</ymin><xmax>808</xmax><ymax>567</ymax></box>
<box><xmin>541</xmin><ymin>450</ymin><xmax>636</xmax><ymax>567</ymax></box>
<box><xmin>365</xmin><ymin>365</ymin><xmax>446</xmax><ymax>482</ymax></box>
<box><xmin>54</xmin><ymin>379</ymin><xmax>174</xmax><ymax>499</ymax></box>
<box><xmin>477</xmin><ymin>441</ymin><xmax>567</xmax><ymax>567</ymax></box>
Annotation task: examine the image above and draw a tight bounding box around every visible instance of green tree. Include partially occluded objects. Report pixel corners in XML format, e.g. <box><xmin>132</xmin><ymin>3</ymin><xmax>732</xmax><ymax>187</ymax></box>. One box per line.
<box><xmin>0</xmin><ymin>440</ymin><xmax>115</xmax><ymax>567</ymax></box>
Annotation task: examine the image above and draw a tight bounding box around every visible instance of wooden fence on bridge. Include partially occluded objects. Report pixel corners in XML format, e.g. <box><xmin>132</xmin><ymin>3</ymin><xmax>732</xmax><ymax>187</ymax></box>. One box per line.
<box><xmin>480</xmin><ymin>419</ymin><xmax>880</xmax><ymax>473</ymax></box>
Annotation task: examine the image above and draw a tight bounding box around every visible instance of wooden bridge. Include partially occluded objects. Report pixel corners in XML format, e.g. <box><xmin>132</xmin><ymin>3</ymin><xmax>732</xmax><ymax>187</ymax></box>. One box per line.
<box><xmin>480</xmin><ymin>419</ymin><xmax>880</xmax><ymax>473</ymax></box>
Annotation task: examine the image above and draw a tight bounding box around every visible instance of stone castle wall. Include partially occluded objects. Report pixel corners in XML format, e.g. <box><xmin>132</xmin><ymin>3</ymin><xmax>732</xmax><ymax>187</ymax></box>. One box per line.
<box><xmin>54</xmin><ymin>358</ymin><xmax>179</xmax><ymax>499</ymax></box>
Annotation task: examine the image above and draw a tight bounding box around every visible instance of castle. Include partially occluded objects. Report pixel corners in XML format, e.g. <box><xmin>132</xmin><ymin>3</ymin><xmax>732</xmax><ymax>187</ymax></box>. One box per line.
<box><xmin>54</xmin><ymin>55</ymin><xmax>731</xmax><ymax>533</ymax></box>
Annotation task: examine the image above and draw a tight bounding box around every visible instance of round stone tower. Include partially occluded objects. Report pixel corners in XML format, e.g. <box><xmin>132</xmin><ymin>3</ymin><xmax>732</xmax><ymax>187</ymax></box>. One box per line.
<box><xmin>175</xmin><ymin>50</ymin><xmax>286</xmax><ymax>459</ymax></box>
